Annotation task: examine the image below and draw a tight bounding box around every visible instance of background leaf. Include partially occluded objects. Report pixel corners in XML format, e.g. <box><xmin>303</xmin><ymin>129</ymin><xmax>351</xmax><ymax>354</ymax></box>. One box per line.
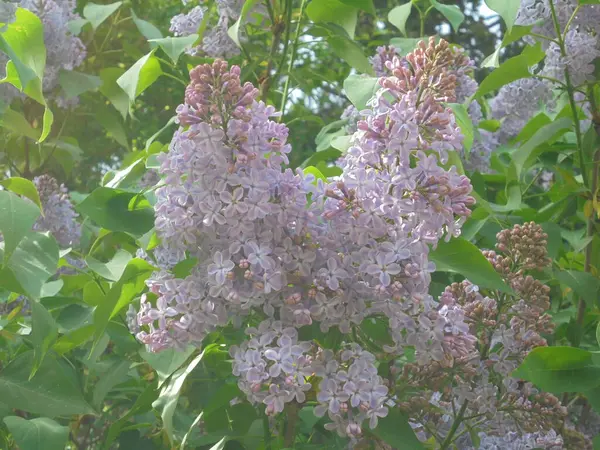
<box><xmin>3</xmin><ymin>417</ymin><xmax>69</xmax><ymax>450</ymax></box>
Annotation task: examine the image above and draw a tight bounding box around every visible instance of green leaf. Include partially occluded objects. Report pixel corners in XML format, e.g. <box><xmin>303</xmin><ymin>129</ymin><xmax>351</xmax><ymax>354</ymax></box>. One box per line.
<box><xmin>306</xmin><ymin>0</ymin><xmax>358</xmax><ymax>39</ymax></box>
<box><xmin>430</xmin><ymin>0</ymin><xmax>465</xmax><ymax>32</ymax></box>
<box><xmin>555</xmin><ymin>269</ymin><xmax>600</xmax><ymax>308</ymax></box>
<box><xmin>303</xmin><ymin>165</ymin><xmax>327</xmax><ymax>181</ymax></box>
<box><xmin>0</xmin><ymin>352</ymin><xmax>94</xmax><ymax>417</ymax></box>
<box><xmin>512</xmin><ymin>117</ymin><xmax>572</xmax><ymax>180</ymax></box>
<box><xmin>343</xmin><ymin>75</ymin><xmax>378</xmax><ymax>110</ymax></box>
<box><xmin>116</xmin><ymin>50</ymin><xmax>163</xmax><ymax>103</ymax></box>
<box><xmin>0</xmin><ymin>177</ymin><xmax>42</xmax><ymax>210</ymax></box>
<box><xmin>0</xmin><ymin>232</ymin><xmax>59</xmax><ymax>298</ymax></box>
<box><xmin>92</xmin><ymin>258</ymin><xmax>155</xmax><ymax>344</ymax></box>
<box><xmin>104</xmin><ymin>159</ymin><xmax>146</xmax><ymax>189</ymax></box>
<box><xmin>339</xmin><ymin>0</ymin><xmax>375</xmax><ymax>14</ymax></box>
<box><xmin>328</xmin><ymin>35</ymin><xmax>374</xmax><ymax>74</ymax></box>
<box><xmin>3</xmin><ymin>417</ymin><xmax>68</xmax><ymax>450</ymax></box>
<box><xmin>58</xmin><ymin>70</ymin><xmax>102</xmax><ymax>99</ymax></box>
<box><xmin>430</xmin><ymin>237</ymin><xmax>512</xmax><ymax>293</ymax></box>
<box><xmin>140</xmin><ymin>346</ymin><xmax>195</xmax><ymax>385</ymax></box>
<box><xmin>92</xmin><ymin>360</ymin><xmax>131</xmax><ymax>408</ymax></box>
<box><xmin>484</xmin><ymin>0</ymin><xmax>520</xmax><ymax>31</ymax></box>
<box><xmin>371</xmin><ymin>408</ymin><xmax>423</xmax><ymax>450</ymax></box>
<box><xmin>76</xmin><ymin>187</ymin><xmax>154</xmax><ymax>236</ymax></box>
<box><xmin>209</xmin><ymin>438</ymin><xmax>227</xmax><ymax>450</ymax></box>
<box><xmin>85</xmin><ymin>249</ymin><xmax>132</xmax><ymax>281</ymax></box>
<box><xmin>541</xmin><ymin>222</ymin><xmax>563</xmax><ymax>260</ymax></box>
<box><xmin>513</xmin><ymin>346</ymin><xmax>600</xmax><ymax>394</ymax></box>
<box><xmin>390</xmin><ymin>37</ymin><xmax>432</xmax><ymax>54</ymax></box>
<box><xmin>99</xmin><ymin>67</ymin><xmax>129</xmax><ymax>119</ymax></box>
<box><xmin>83</xmin><ymin>1</ymin><xmax>123</xmax><ymax>30</ymax></box>
<box><xmin>0</xmin><ymin>9</ymin><xmax>53</xmax><ymax>142</ymax></box>
<box><xmin>475</xmin><ymin>43</ymin><xmax>545</xmax><ymax>98</ymax></box>
<box><xmin>153</xmin><ymin>350</ymin><xmax>206</xmax><ymax>443</ymax></box>
<box><xmin>478</xmin><ymin>119</ymin><xmax>501</xmax><ymax>132</ymax></box>
<box><xmin>96</xmin><ymin>103</ymin><xmax>129</xmax><ymax>149</ymax></box>
<box><xmin>29</xmin><ymin>301</ymin><xmax>59</xmax><ymax>379</ymax></box>
<box><xmin>149</xmin><ymin>35</ymin><xmax>199</xmax><ymax>64</ymax></box>
<box><xmin>227</xmin><ymin>0</ymin><xmax>262</xmax><ymax>47</ymax></box>
<box><xmin>0</xmin><ymin>108</ymin><xmax>39</xmax><ymax>139</ymax></box>
<box><xmin>447</xmin><ymin>103</ymin><xmax>474</xmax><ymax>152</ymax></box>
<box><xmin>172</xmin><ymin>257</ymin><xmax>199</xmax><ymax>279</ymax></box>
<box><xmin>131</xmin><ymin>10</ymin><xmax>163</xmax><ymax>40</ymax></box>
<box><xmin>388</xmin><ymin>3</ymin><xmax>412</xmax><ymax>36</ymax></box>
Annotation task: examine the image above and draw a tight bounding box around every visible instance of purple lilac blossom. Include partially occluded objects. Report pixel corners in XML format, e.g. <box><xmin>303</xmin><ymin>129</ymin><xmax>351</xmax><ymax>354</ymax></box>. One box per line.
<box><xmin>130</xmin><ymin>47</ymin><xmax>476</xmax><ymax>437</ymax></box>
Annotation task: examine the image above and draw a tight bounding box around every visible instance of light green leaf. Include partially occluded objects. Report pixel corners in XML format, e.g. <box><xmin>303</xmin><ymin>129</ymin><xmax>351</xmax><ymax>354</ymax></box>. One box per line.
<box><xmin>390</xmin><ymin>37</ymin><xmax>432</xmax><ymax>54</ymax></box>
<box><xmin>555</xmin><ymin>269</ymin><xmax>600</xmax><ymax>308</ymax></box>
<box><xmin>58</xmin><ymin>70</ymin><xmax>102</xmax><ymax>99</ymax></box>
<box><xmin>117</xmin><ymin>50</ymin><xmax>163</xmax><ymax>103</ymax></box>
<box><xmin>343</xmin><ymin>74</ymin><xmax>378</xmax><ymax>110</ymax></box>
<box><xmin>448</xmin><ymin>103</ymin><xmax>474</xmax><ymax>152</ymax></box>
<box><xmin>83</xmin><ymin>1</ymin><xmax>123</xmax><ymax>30</ymax></box>
<box><xmin>153</xmin><ymin>350</ymin><xmax>206</xmax><ymax>443</ymax></box>
<box><xmin>3</xmin><ymin>417</ymin><xmax>68</xmax><ymax>450</ymax></box>
<box><xmin>430</xmin><ymin>237</ymin><xmax>512</xmax><ymax>293</ymax></box>
<box><xmin>513</xmin><ymin>346</ymin><xmax>600</xmax><ymax>394</ymax></box>
<box><xmin>0</xmin><ymin>232</ymin><xmax>59</xmax><ymax>298</ymax></box>
<box><xmin>512</xmin><ymin>117</ymin><xmax>572</xmax><ymax>180</ymax></box>
<box><xmin>388</xmin><ymin>3</ymin><xmax>412</xmax><ymax>36</ymax></box>
<box><xmin>92</xmin><ymin>258</ymin><xmax>155</xmax><ymax>345</ymax></box>
<box><xmin>484</xmin><ymin>0</ymin><xmax>520</xmax><ymax>31</ymax></box>
<box><xmin>328</xmin><ymin>35</ymin><xmax>374</xmax><ymax>74</ymax></box>
<box><xmin>76</xmin><ymin>187</ymin><xmax>154</xmax><ymax>236</ymax></box>
<box><xmin>0</xmin><ymin>9</ymin><xmax>53</xmax><ymax>141</ymax></box>
<box><xmin>67</xmin><ymin>18</ymin><xmax>88</xmax><ymax>35</ymax></box>
<box><xmin>103</xmin><ymin>159</ymin><xmax>146</xmax><ymax>189</ymax></box>
<box><xmin>149</xmin><ymin>34</ymin><xmax>199</xmax><ymax>64</ymax></box>
<box><xmin>371</xmin><ymin>408</ymin><xmax>423</xmax><ymax>449</ymax></box>
<box><xmin>228</xmin><ymin>0</ymin><xmax>262</xmax><ymax>47</ymax></box>
<box><xmin>306</xmin><ymin>0</ymin><xmax>358</xmax><ymax>39</ymax></box>
<box><xmin>430</xmin><ymin>0</ymin><xmax>464</xmax><ymax>32</ymax></box>
<box><xmin>85</xmin><ymin>249</ymin><xmax>132</xmax><ymax>281</ymax></box>
<box><xmin>0</xmin><ymin>190</ymin><xmax>40</xmax><ymax>262</ymax></box>
<box><xmin>0</xmin><ymin>352</ymin><xmax>95</xmax><ymax>417</ymax></box>
<box><xmin>339</xmin><ymin>0</ymin><xmax>375</xmax><ymax>14</ymax></box>
<box><xmin>0</xmin><ymin>108</ymin><xmax>39</xmax><ymax>139</ymax></box>
<box><xmin>475</xmin><ymin>43</ymin><xmax>545</xmax><ymax>98</ymax></box>
<box><xmin>303</xmin><ymin>165</ymin><xmax>327</xmax><ymax>181</ymax></box>
<box><xmin>0</xmin><ymin>177</ymin><xmax>42</xmax><ymax>210</ymax></box>
<box><xmin>29</xmin><ymin>301</ymin><xmax>59</xmax><ymax>379</ymax></box>
<box><xmin>131</xmin><ymin>10</ymin><xmax>163</xmax><ymax>40</ymax></box>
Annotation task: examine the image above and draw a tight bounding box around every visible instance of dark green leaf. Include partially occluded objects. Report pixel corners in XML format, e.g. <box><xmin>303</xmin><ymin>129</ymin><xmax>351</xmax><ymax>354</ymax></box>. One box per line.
<box><xmin>99</xmin><ymin>67</ymin><xmax>129</xmax><ymax>118</ymax></box>
<box><xmin>58</xmin><ymin>70</ymin><xmax>102</xmax><ymax>99</ymax></box>
<box><xmin>153</xmin><ymin>351</ymin><xmax>206</xmax><ymax>443</ymax></box>
<box><xmin>513</xmin><ymin>346</ymin><xmax>600</xmax><ymax>394</ymax></box>
<box><xmin>76</xmin><ymin>187</ymin><xmax>154</xmax><ymax>236</ymax></box>
<box><xmin>0</xmin><ymin>232</ymin><xmax>59</xmax><ymax>298</ymax></box>
<box><xmin>555</xmin><ymin>269</ymin><xmax>600</xmax><ymax>309</ymax></box>
<box><xmin>430</xmin><ymin>237</ymin><xmax>512</xmax><ymax>293</ymax></box>
<box><xmin>92</xmin><ymin>360</ymin><xmax>131</xmax><ymax>408</ymax></box>
<box><xmin>371</xmin><ymin>408</ymin><xmax>423</xmax><ymax>449</ymax></box>
<box><xmin>3</xmin><ymin>417</ymin><xmax>68</xmax><ymax>450</ymax></box>
<box><xmin>29</xmin><ymin>301</ymin><xmax>59</xmax><ymax>379</ymax></box>
<box><xmin>0</xmin><ymin>352</ymin><xmax>94</xmax><ymax>417</ymax></box>
<box><xmin>328</xmin><ymin>35</ymin><xmax>374</xmax><ymax>74</ymax></box>
<box><xmin>172</xmin><ymin>257</ymin><xmax>199</xmax><ymax>279</ymax></box>
<box><xmin>339</xmin><ymin>0</ymin><xmax>375</xmax><ymax>14</ymax></box>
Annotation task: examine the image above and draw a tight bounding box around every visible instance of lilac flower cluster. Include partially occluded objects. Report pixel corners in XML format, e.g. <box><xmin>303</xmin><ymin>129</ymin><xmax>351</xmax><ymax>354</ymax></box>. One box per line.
<box><xmin>130</xmin><ymin>42</ymin><xmax>475</xmax><ymax>438</ymax></box>
<box><xmin>230</xmin><ymin>320</ymin><xmax>313</xmax><ymax>415</ymax></box>
<box><xmin>395</xmin><ymin>223</ymin><xmax>585</xmax><ymax>448</ymax></box>
<box><xmin>33</xmin><ymin>175</ymin><xmax>81</xmax><ymax>248</ymax></box>
<box><xmin>0</xmin><ymin>0</ymin><xmax>86</xmax><ymax>107</ymax></box>
<box><xmin>169</xmin><ymin>0</ymin><xmax>241</xmax><ymax>58</ymax></box>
